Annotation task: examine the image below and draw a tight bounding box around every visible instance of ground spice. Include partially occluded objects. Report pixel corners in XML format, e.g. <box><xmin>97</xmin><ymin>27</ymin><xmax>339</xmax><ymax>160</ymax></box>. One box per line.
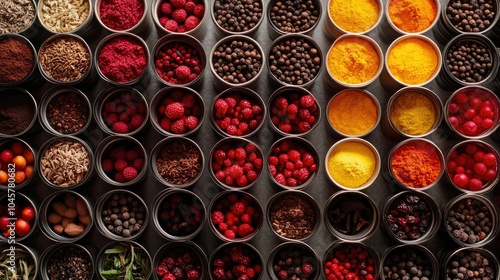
<box><xmin>390</xmin><ymin>91</ymin><xmax>436</xmax><ymax>135</ymax></box>
<box><xmin>327</xmin><ymin>37</ymin><xmax>380</xmax><ymax>84</ymax></box>
<box><xmin>327</xmin><ymin>141</ymin><xmax>376</xmax><ymax>188</ymax></box>
<box><xmin>0</xmin><ymin>38</ymin><xmax>33</xmax><ymax>83</ymax></box>
<box><xmin>0</xmin><ymin>90</ymin><xmax>35</xmax><ymax>135</ymax></box>
<box><xmin>387</xmin><ymin>37</ymin><xmax>439</xmax><ymax>85</ymax></box>
<box><xmin>156</xmin><ymin>139</ymin><xmax>202</xmax><ymax>185</ymax></box>
<box><xmin>328</xmin><ymin>90</ymin><xmax>378</xmax><ymax>136</ymax></box>
<box><xmin>391</xmin><ymin>141</ymin><xmax>441</xmax><ymax>188</ymax></box>
<box><xmin>99</xmin><ymin>0</ymin><xmax>144</xmax><ymax>31</ymax></box>
<box><xmin>47</xmin><ymin>91</ymin><xmax>90</xmax><ymax>134</ymax></box>
<box><xmin>46</xmin><ymin>246</ymin><xmax>93</xmax><ymax>280</ymax></box>
<box><xmin>270</xmin><ymin>193</ymin><xmax>316</xmax><ymax>239</ymax></box>
<box><xmin>98</xmin><ymin>36</ymin><xmax>147</xmax><ymax>83</ymax></box>
<box><xmin>0</xmin><ymin>0</ymin><xmax>35</xmax><ymax>33</ymax></box>
<box><xmin>388</xmin><ymin>0</ymin><xmax>438</xmax><ymax>33</ymax></box>
<box><xmin>329</xmin><ymin>0</ymin><xmax>380</xmax><ymax>33</ymax></box>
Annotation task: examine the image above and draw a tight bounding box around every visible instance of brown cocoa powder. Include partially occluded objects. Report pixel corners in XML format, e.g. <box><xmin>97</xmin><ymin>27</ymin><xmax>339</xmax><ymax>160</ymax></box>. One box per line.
<box><xmin>0</xmin><ymin>90</ymin><xmax>35</xmax><ymax>135</ymax></box>
<box><xmin>0</xmin><ymin>38</ymin><xmax>34</xmax><ymax>83</ymax></box>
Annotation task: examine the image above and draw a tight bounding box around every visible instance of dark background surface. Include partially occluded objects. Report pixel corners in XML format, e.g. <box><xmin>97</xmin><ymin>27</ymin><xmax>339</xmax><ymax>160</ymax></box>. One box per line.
<box><xmin>3</xmin><ymin>0</ymin><xmax>500</xmax><ymax>279</ymax></box>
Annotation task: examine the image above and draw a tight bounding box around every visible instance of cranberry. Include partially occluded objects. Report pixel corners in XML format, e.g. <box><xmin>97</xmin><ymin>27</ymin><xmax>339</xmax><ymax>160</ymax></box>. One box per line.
<box><xmin>324</xmin><ymin>244</ymin><xmax>376</xmax><ymax>280</ymax></box>
<box><xmin>156</xmin><ymin>245</ymin><xmax>203</xmax><ymax>280</ymax></box>
<box><xmin>213</xmin><ymin>92</ymin><xmax>264</xmax><ymax>136</ymax></box>
<box><xmin>270</xmin><ymin>91</ymin><xmax>319</xmax><ymax>135</ymax></box>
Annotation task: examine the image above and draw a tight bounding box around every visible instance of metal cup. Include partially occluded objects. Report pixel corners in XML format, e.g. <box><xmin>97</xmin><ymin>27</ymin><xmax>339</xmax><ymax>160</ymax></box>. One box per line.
<box><xmin>267</xmin><ymin>241</ymin><xmax>320</xmax><ymax>280</ymax></box>
<box><xmin>96</xmin><ymin>240</ymin><xmax>152</xmax><ymax>280</ymax></box>
<box><xmin>324</xmin><ymin>0</ymin><xmax>383</xmax><ymax>38</ymax></box>
<box><xmin>0</xmin><ymin>87</ymin><xmax>38</xmax><ymax>138</ymax></box>
<box><xmin>322</xmin><ymin>241</ymin><xmax>380</xmax><ymax>280</ymax></box>
<box><xmin>0</xmin><ymin>243</ymin><xmax>38</xmax><ymax>280</ymax></box>
<box><xmin>40</xmin><ymin>243</ymin><xmax>94</xmax><ymax>280</ymax></box>
<box><xmin>37</xmin><ymin>0</ymin><xmax>94</xmax><ymax>35</ymax></box>
<box><xmin>0</xmin><ymin>138</ymin><xmax>37</xmax><ymax>191</ymax></box>
<box><xmin>380</xmin><ymin>244</ymin><xmax>439</xmax><ymax>280</ymax></box>
<box><xmin>209</xmin><ymin>242</ymin><xmax>263</xmax><ymax>280</ymax></box>
<box><xmin>95</xmin><ymin>0</ymin><xmax>149</xmax><ymax>34</ymax></box>
<box><xmin>441</xmin><ymin>247</ymin><xmax>499</xmax><ymax>279</ymax></box>
<box><xmin>152</xmin><ymin>0</ymin><xmax>207</xmax><ymax>37</ymax></box>
<box><xmin>382</xmin><ymin>0</ymin><xmax>440</xmax><ymax>39</ymax></box>
<box><xmin>267</xmin><ymin>0</ymin><xmax>321</xmax><ymax>39</ymax></box>
<box><xmin>212</xmin><ymin>0</ymin><xmax>264</xmax><ymax>37</ymax></box>
<box><xmin>0</xmin><ymin>192</ymin><xmax>38</xmax><ymax>242</ymax></box>
<box><xmin>0</xmin><ymin>33</ymin><xmax>40</xmax><ymax>87</ymax></box>
<box><xmin>153</xmin><ymin>241</ymin><xmax>208</xmax><ymax>280</ymax></box>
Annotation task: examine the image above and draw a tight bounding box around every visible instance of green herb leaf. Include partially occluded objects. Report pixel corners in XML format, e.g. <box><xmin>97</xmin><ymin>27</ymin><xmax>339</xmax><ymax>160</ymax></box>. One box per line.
<box><xmin>104</xmin><ymin>245</ymin><xmax>126</xmax><ymax>254</ymax></box>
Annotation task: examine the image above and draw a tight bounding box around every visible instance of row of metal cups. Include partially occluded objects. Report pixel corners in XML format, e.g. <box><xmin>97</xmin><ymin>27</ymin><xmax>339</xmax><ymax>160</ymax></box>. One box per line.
<box><xmin>2</xmin><ymin>186</ymin><xmax>497</xmax><ymax>250</ymax></box>
<box><xmin>4</xmin><ymin>237</ymin><xmax>499</xmax><ymax>279</ymax></box>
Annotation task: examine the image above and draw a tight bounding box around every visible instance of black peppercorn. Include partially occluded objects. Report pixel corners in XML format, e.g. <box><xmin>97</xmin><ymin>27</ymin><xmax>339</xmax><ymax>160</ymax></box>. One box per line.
<box><xmin>446</xmin><ymin>198</ymin><xmax>493</xmax><ymax>245</ymax></box>
<box><xmin>270</xmin><ymin>0</ymin><xmax>320</xmax><ymax>33</ymax></box>
<box><xmin>212</xmin><ymin>39</ymin><xmax>262</xmax><ymax>84</ymax></box>
<box><xmin>383</xmin><ymin>247</ymin><xmax>433</xmax><ymax>280</ymax></box>
<box><xmin>213</xmin><ymin>0</ymin><xmax>263</xmax><ymax>33</ymax></box>
<box><xmin>46</xmin><ymin>246</ymin><xmax>92</xmax><ymax>280</ymax></box>
<box><xmin>446</xmin><ymin>39</ymin><xmax>493</xmax><ymax>83</ymax></box>
<box><xmin>101</xmin><ymin>192</ymin><xmax>146</xmax><ymax>238</ymax></box>
<box><xmin>446</xmin><ymin>0</ymin><xmax>496</xmax><ymax>32</ymax></box>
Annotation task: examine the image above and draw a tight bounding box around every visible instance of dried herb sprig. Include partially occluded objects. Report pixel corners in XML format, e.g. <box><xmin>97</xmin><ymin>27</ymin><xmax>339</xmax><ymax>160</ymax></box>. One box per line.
<box><xmin>100</xmin><ymin>243</ymin><xmax>150</xmax><ymax>280</ymax></box>
<box><xmin>0</xmin><ymin>248</ymin><xmax>35</xmax><ymax>280</ymax></box>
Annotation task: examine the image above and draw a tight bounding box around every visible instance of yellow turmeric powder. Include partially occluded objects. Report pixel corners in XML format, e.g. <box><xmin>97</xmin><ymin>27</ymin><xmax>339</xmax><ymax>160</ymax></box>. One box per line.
<box><xmin>388</xmin><ymin>0</ymin><xmax>438</xmax><ymax>33</ymax></box>
<box><xmin>328</xmin><ymin>90</ymin><xmax>379</xmax><ymax>136</ymax></box>
<box><xmin>327</xmin><ymin>37</ymin><xmax>380</xmax><ymax>84</ymax></box>
<box><xmin>390</xmin><ymin>91</ymin><xmax>437</xmax><ymax>135</ymax></box>
<box><xmin>327</xmin><ymin>140</ymin><xmax>377</xmax><ymax>189</ymax></box>
<box><xmin>387</xmin><ymin>37</ymin><xmax>439</xmax><ymax>85</ymax></box>
<box><xmin>329</xmin><ymin>0</ymin><xmax>380</xmax><ymax>33</ymax></box>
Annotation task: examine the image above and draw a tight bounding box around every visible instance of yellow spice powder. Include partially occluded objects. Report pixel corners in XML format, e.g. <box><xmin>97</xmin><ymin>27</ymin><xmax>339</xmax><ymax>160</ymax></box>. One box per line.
<box><xmin>327</xmin><ymin>141</ymin><xmax>377</xmax><ymax>189</ymax></box>
<box><xmin>329</xmin><ymin>0</ymin><xmax>380</xmax><ymax>33</ymax></box>
<box><xmin>390</xmin><ymin>91</ymin><xmax>437</xmax><ymax>135</ymax></box>
<box><xmin>388</xmin><ymin>0</ymin><xmax>438</xmax><ymax>33</ymax></box>
<box><xmin>327</xmin><ymin>37</ymin><xmax>380</xmax><ymax>84</ymax></box>
<box><xmin>328</xmin><ymin>90</ymin><xmax>378</xmax><ymax>135</ymax></box>
<box><xmin>387</xmin><ymin>37</ymin><xmax>439</xmax><ymax>85</ymax></box>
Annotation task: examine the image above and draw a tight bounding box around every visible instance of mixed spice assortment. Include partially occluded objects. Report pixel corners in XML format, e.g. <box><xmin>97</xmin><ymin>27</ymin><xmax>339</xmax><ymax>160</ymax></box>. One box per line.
<box><xmin>3</xmin><ymin>0</ymin><xmax>500</xmax><ymax>278</ymax></box>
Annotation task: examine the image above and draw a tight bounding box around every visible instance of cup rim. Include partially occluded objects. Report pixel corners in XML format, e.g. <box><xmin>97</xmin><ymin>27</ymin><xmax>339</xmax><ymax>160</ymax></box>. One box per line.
<box><xmin>0</xmin><ymin>137</ymin><xmax>37</xmax><ymax>190</ymax></box>
<box><xmin>95</xmin><ymin>32</ymin><xmax>150</xmax><ymax>85</ymax></box>
<box><xmin>210</xmin><ymin>86</ymin><xmax>267</xmax><ymax>138</ymax></box>
<box><xmin>326</xmin><ymin>33</ymin><xmax>384</xmax><ymax>88</ymax></box>
<box><xmin>208</xmin><ymin>137</ymin><xmax>264</xmax><ymax>191</ymax></box>
<box><xmin>39</xmin><ymin>86</ymin><xmax>92</xmax><ymax>136</ymax></box>
<box><xmin>324</xmin><ymin>190</ymin><xmax>380</xmax><ymax>242</ymax></box>
<box><xmin>0</xmin><ymin>87</ymin><xmax>38</xmax><ymax>138</ymax></box>
<box><xmin>325</xmin><ymin>137</ymin><xmax>381</xmax><ymax>191</ymax></box>
<box><xmin>267</xmin><ymin>0</ymin><xmax>322</xmax><ymax>37</ymax></box>
<box><xmin>267</xmin><ymin>86</ymin><xmax>321</xmax><ymax>137</ymax></box>
<box><xmin>94</xmin><ymin>189</ymin><xmax>149</xmax><ymax>241</ymax></box>
<box><xmin>93</xmin><ymin>85</ymin><xmax>150</xmax><ymax>136</ymax></box>
<box><xmin>385</xmin><ymin>0</ymin><xmax>441</xmax><ymax>35</ymax></box>
<box><xmin>382</xmin><ymin>190</ymin><xmax>441</xmax><ymax>244</ymax></box>
<box><xmin>152</xmin><ymin>241</ymin><xmax>208</xmax><ymax>280</ymax></box>
<box><xmin>0</xmin><ymin>34</ymin><xmax>38</xmax><ymax>86</ymax></box>
<box><xmin>385</xmin><ymin>34</ymin><xmax>442</xmax><ymax>87</ymax></box>
<box><xmin>211</xmin><ymin>0</ymin><xmax>265</xmax><ymax>35</ymax></box>
<box><xmin>267</xmin><ymin>241</ymin><xmax>320</xmax><ymax>280</ymax></box>
<box><xmin>96</xmin><ymin>240</ymin><xmax>153</xmax><ymax>280</ymax></box>
<box><xmin>40</xmin><ymin>243</ymin><xmax>94</xmax><ymax>280</ymax></box>
<box><xmin>266</xmin><ymin>190</ymin><xmax>321</xmax><ymax>241</ymax></box>
<box><xmin>94</xmin><ymin>0</ymin><xmax>148</xmax><ymax>33</ymax></box>
<box><xmin>209</xmin><ymin>34</ymin><xmax>265</xmax><ymax>88</ymax></box>
<box><xmin>387</xmin><ymin>86</ymin><xmax>443</xmax><ymax>138</ymax></box>
<box><xmin>267</xmin><ymin>33</ymin><xmax>323</xmax><ymax>88</ymax></box>
<box><xmin>149</xmin><ymin>86</ymin><xmax>205</xmax><ymax>137</ymax></box>
<box><xmin>151</xmin><ymin>33</ymin><xmax>206</xmax><ymax>87</ymax></box>
<box><xmin>444</xmin><ymin>85</ymin><xmax>500</xmax><ymax>139</ymax></box>
<box><xmin>444</xmin><ymin>139</ymin><xmax>500</xmax><ymax>194</ymax></box>
<box><xmin>37</xmin><ymin>135</ymin><xmax>94</xmax><ymax>189</ymax></box>
<box><xmin>94</xmin><ymin>135</ymin><xmax>148</xmax><ymax>186</ymax></box>
<box><xmin>150</xmin><ymin>136</ymin><xmax>205</xmax><ymax>188</ymax></box>
<box><xmin>326</xmin><ymin>0</ymin><xmax>384</xmax><ymax>35</ymax></box>
<box><xmin>0</xmin><ymin>192</ymin><xmax>38</xmax><ymax>242</ymax></box>
<box><xmin>38</xmin><ymin>0</ymin><xmax>93</xmax><ymax>34</ymax></box>
<box><xmin>208</xmin><ymin>190</ymin><xmax>264</xmax><ymax>242</ymax></box>
<box><xmin>326</xmin><ymin>88</ymin><xmax>382</xmax><ymax>137</ymax></box>
<box><xmin>152</xmin><ymin>188</ymin><xmax>206</xmax><ymax>240</ymax></box>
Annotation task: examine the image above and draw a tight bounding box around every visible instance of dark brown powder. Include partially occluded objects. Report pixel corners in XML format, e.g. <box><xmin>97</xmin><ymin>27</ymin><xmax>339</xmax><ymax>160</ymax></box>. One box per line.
<box><xmin>0</xmin><ymin>90</ymin><xmax>35</xmax><ymax>135</ymax></box>
<box><xmin>156</xmin><ymin>140</ymin><xmax>202</xmax><ymax>185</ymax></box>
<box><xmin>0</xmin><ymin>38</ymin><xmax>34</xmax><ymax>83</ymax></box>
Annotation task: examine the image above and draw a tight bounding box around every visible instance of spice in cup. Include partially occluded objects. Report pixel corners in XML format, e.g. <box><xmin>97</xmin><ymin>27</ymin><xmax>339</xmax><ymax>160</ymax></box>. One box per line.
<box><xmin>210</xmin><ymin>243</ymin><xmax>262</xmax><ymax>280</ymax></box>
<box><xmin>213</xmin><ymin>0</ymin><xmax>262</xmax><ymax>34</ymax></box>
<box><xmin>445</xmin><ymin>0</ymin><xmax>496</xmax><ymax>33</ymax></box>
<box><xmin>269</xmin><ymin>0</ymin><xmax>320</xmax><ymax>34</ymax></box>
<box><xmin>381</xmin><ymin>245</ymin><xmax>436</xmax><ymax>280</ymax></box>
<box><xmin>0</xmin><ymin>36</ymin><xmax>35</xmax><ymax>84</ymax></box>
<box><xmin>328</xmin><ymin>0</ymin><xmax>380</xmax><ymax>33</ymax></box>
<box><xmin>388</xmin><ymin>0</ymin><xmax>438</xmax><ymax>33</ymax></box>
<box><xmin>98</xmin><ymin>241</ymin><xmax>152</xmax><ymax>280</ymax></box>
<box><xmin>326</xmin><ymin>139</ymin><xmax>379</xmax><ymax>190</ymax></box>
<box><xmin>98</xmin><ymin>0</ymin><xmax>145</xmax><ymax>31</ymax></box>
<box><xmin>327</xmin><ymin>90</ymin><xmax>380</xmax><ymax>137</ymax></box>
<box><xmin>43</xmin><ymin>244</ymin><xmax>93</xmax><ymax>280</ymax></box>
<box><xmin>45</xmin><ymin>89</ymin><xmax>90</xmax><ymax>135</ymax></box>
<box><xmin>327</xmin><ymin>35</ymin><xmax>381</xmax><ymax>86</ymax></box>
<box><xmin>39</xmin><ymin>35</ymin><xmax>91</xmax><ymax>83</ymax></box>
<box><xmin>0</xmin><ymin>244</ymin><xmax>37</xmax><ymax>280</ymax></box>
<box><xmin>97</xmin><ymin>34</ymin><xmax>148</xmax><ymax>84</ymax></box>
<box><xmin>390</xmin><ymin>139</ymin><xmax>443</xmax><ymax>190</ymax></box>
<box><xmin>39</xmin><ymin>0</ymin><xmax>90</xmax><ymax>33</ymax></box>
<box><xmin>446</xmin><ymin>37</ymin><xmax>493</xmax><ymax>84</ymax></box>
<box><xmin>0</xmin><ymin>0</ymin><xmax>35</xmax><ymax>33</ymax></box>
<box><xmin>387</xmin><ymin>36</ymin><xmax>440</xmax><ymax>85</ymax></box>
<box><xmin>444</xmin><ymin>248</ymin><xmax>497</xmax><ymax>280</ymax></box>
<box><xmin>0</xmin><ymin>88</ymin><xmax>36</xmax><ymax>136</ymax></box>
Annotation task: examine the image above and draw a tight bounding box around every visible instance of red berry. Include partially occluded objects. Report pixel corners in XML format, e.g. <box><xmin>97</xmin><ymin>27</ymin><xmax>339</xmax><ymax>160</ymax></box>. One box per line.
<box><xmin>133</xmin><ymin>158</ymin><xmax>145</xmax><ymax>170</ymax></box>
<box><xmin>160</xmin><ymin>2</ymin><xmax>173</xmax><ymax>14</ymax></box>
<box><xmin>237</xmin><ymin>223</ymin><xmax>253</xmax><ymax>237</ymax></box>
<box><xmin>171</xmin><ymin>0</ymin><xmax>186</xmax><ymax>9</ymax></box>
<box><xmin>185</xmin><ymin>116</ymin><xmax>199</xmax><ymax>130</ymax></box>
<box><xmin>166</xmin><ymin>102</ymin><xmax>185</xmax><ymax>120</ymax></box>
<box><xmin>462</xmin><ymin>121</ymin><xmax>478</xmax><ymax>136</ymax></box>
<box><xmin>185</xmin><ymin>15</ymin><xmax>201</xmax><ymax>30</ymax></box>
<box><xmin>474</xmin><ymin>162</ymin><xmax>487</xmax><ymax>176</ymax></box>
<box><xmin>171</xmin><ymin>119</ymin><xmax>187</xmax><ymax>134</ymax></box>
<box><xmin>112</xmin><ymin>122</ymin><xmax>129</xmax><ymax>133</ymax></box>
<box><xmin>130</xmin><ymin>114</ymin><xmax>145</xmax><ymax>129</ymax></box>
<box><xmin>230</xmin><ymin>202</ymin><xmax>245</xmax><ymax>216</ymax></box>
<box><xmin>122</xmin><ymin>167</ymin><xmax>138</xmax><ymax>181</ymax></box>
<box><xmin>101</xmin><ymin>159</ymin><xmax>114</xmax><ymax>173</ymax></box>
<box><xmin>448</xmin><ymin>102</ymin><xmax>459</xmax><ymax>114</ymax></box>
<box><xmin>224</xmin><ymin>229</ymin><xmax>236</xmax><ymax>239</ymax></box>
<box><xmin>483</xmin><ymin>153</ymin><xmax>497</xmax><ymax>166</ymax></box>
<box><xmin>114</xmin><ymin>159</ymin><xmax>128</xmax><ymax>172</ymax></box>
<box><xmin>453</xmin><ymin>173</ymin><xmax>469</xmax><ymax>189</ymax></box>
<box><xmin>468</xmin><ymin>178</ymin><xmax>483</xmax><ymax>191</ymax></box>
<box><xmin>212</xmin><ymin>210</ymin><xmax>224</xmax><ymax>225</ymax></box>
<box><xmin>165</xmin><ymin>19</ymin><xmax>178</xmax><ymax>31</ymax></box>
<box><xmin>300</xmin><ymin>94</ymin><xmax>315</xmax><ymax>108</ymax></box>
<box><xmin>455</xmin><ymin>92</ymin><xmax>468</xmax><ymax>104</ymax></box>
<box><xmin>193</xmin><ymin>4</ymin><xmax>205</xmax><ymax>18</ymax></box>
<box><xmin>175</xmin><ymin>65</ymin><xmax>191</xmax><ymax>81</ymax></box>
<box><xmin>483</xmin><ymin>169</ymin><xmax>497</xmax><ymax>181</ymax></box>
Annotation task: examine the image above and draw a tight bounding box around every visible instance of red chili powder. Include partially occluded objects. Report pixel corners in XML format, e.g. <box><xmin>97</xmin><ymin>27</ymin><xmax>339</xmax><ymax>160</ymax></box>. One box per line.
<box><xmin>98</xmin><ymin>36</ymin><xmax>147</xmax><ymax>83</ymax></box>
<box><xmin>99</xmin><ymin>0</ymin><xmax>144</xmax><ymax>31</ymax></box>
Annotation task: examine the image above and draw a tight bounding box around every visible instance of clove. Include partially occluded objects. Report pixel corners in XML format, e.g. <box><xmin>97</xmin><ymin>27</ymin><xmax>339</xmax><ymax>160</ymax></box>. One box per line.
<box><xmin>328</xmin><ymin>200</ymin><xmax>372</xmax><ymax>235</ymax></box>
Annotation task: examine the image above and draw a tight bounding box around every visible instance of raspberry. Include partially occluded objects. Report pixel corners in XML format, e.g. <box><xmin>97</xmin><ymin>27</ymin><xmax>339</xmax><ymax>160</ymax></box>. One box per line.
<box><xmin>193</xmin><ymin>4</ymin><xmax>205</xmax><ymax>17</ymax></box>
<box><xmin>214</xmin><ymin>99</ymin><xmax>229</xmax><ymax>117</ymax></box>
<box><xmin>224</xmin><ymin>229</ymin><xmax>236</xmax><ymax>239</ymax></box>
<box><xmin>185</xmin><ymin>115</ymin><xmax>199</xmax><ymax>130</ymax></box>
<box><xmin>126</xmin><ymin>149</ymin><xmax>139</xmax><ymax>161</ymax></box>
<box><xmin>230</xmin><ymin>202</ymin><xmax>245</xmax><ymax>216</ymax></box>
<box><xmin>166</xmin><ymin>102</ymin><xmax>185</xmax><ymax>119</ymax></box>
<box><xmin>237</xmin><ymin>223</ymin><xmax>253</xmax><ymax>237</ymax></box>
<box><xmin>287</xmin><ymin>103</ymin><xmax>299</xmax><ymax>115</ymax></box>
<box><xmin>241</xmin><ymin>108</ymin><xmax>253</xmax><ymax>119</ymax></box>
<box><xmin>160</xmin><ymin>2</ymin><xmax>173</xmax><ymax>15</ymax></box>
<box><xmin>114</xmin><ymin>159</ymin><xmax>128</xmax><ymax>172</ymax></box>
<box><xmin>278</xmin><ymin>270</ymin><xmax>288</xmax><ymax>280</ymax></box>
<box><xmin>185</xmin><ymin>15</ymin><xmax>201</xmax><ymax>30</ymax></box>
<box><xmin>123</xmin><ymin>167</ymin><xmax>138</xmax><ymax>181</ymax></box>
<box><xmin>105</xmin><ymin>113</ymin><xmax>119</xmax><ymax>126</ymax></box>
<box><xmin>232</xmin><ymin>265</ymin><xmax>247</xmax><ymax>276</ymax></box>
<box><xmin>297</xmin><ymin>167</ymin><xmax>310</xmax><ymax>183</ymax></box>
<box><xmin>112</xmin><ymin>121</ymin><xmax>129</xmax><ymax>133</ymax></box>
<box><xmin>236</xmin><ymin>175</ymin><xmax>248</xmax><ymax>187</ymax></box>
<box><xmin>133</xmin><ymin>158</ymin><xmax>144</xmax><ymax>170</ymax></box>
<box><xmin>171</xmin><ymin>0</ymin><xmax>186</xmax><ymax>9</ymax></box>
<box><xmin>114</xmin><ymin>172</ymin><xmax>125</xmax><ymax>182</ymax></box>
<box><xmin>160</xmin><ymin>117</ymin><xmax>172</xmax><ymax>131</ymax></box>
<box><xmin>226</xmin><ymin>97</ymin><xmax>237</xmax><ymax>108</ymax></box>
<box><xmin>235</xmin><ymin>147</ymin><xmax>246</xmax><ymax>160</ymax></box>
<box><xmin>171</xmin><ymin>119</ymin><xmax>187</xmax><ymax>134</ymax></box>
<box><xmin>211</xmin><ymin>210</ymin><xmax>224</xmax><ymax>225</ymax></box>
<box><xmin>172</xmin><ymin>8</ymin><xmax>188</xmax><ymax>23</ymax></box>
<box><xmin>274</xmin><ymin>96</ymin><xmax>288</xmax><ymax>109</ymax></box>
<box><xmin>227</xmin><ymin>165</ymin><xmax>243</xmax><ymax>179</ymax></box>
<box><xmin>101</xmin><ymin>159</ymin><xmax>114</xmax><ymax>173</ymax></box>
<box><xmin>213</xmin><ymin>267</ymin><xmax>226</xmax><ymax>280</ymax></box>
<box><xmin>187</xmin><ymin>269</ymin><xmax>200</xmax><ymax>280</ymax></box>
<box><xmin>159</xmin><ymin>16</ymin><xmax>169</xmax><ymax>27</ymax></box>
<box><xmin>301</xmin><ymin>263</ymin><xmax>314</xmax><ymax>275</ymax></box>
<box><xmin>214</xmin><ymin>150</ymin><xmax>226</xmax><ymax>163</ymax></box>
<box><xmin>175</xmin><ymin>65</ymin><xmax>191</xmax><ymax>82</ymax></box>
<box><xmin>130</xmin><ymin>114</ymin><xmax>144</xmax><ymax>129</ymax></box>
<box><xmin>185</xmin><ymin>1</ymin><xmax>196</xmax><ymax>13</ymax></box>
<box><xmin>297</xmin><ymin>121</ymin><xmax>311</xmax><ymax>133</ymax></box>
<box><xmin>165</xmin><ymin>19</ymin><xmax>178</xmax><ymax>31</ymax></box>
<box><xmin>182</xmin><ymin>94</ymin><xmax>195</xmax><ymax>108</ymax></box>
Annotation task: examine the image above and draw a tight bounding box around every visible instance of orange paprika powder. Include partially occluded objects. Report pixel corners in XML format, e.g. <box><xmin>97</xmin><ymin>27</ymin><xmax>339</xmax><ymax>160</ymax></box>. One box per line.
<box><xmin>391</xmin><ymin>140</ymin><xmax>442</xmax><ymax>188</ymax></box>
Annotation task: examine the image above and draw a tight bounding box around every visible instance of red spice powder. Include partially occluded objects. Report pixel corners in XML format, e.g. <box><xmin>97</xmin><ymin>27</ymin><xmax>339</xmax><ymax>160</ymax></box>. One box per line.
<box><xmin>98</xmin><ymin>36</ymin><xmax>147</xmax><ymax>83</ymax></box>
<box><xmin>99</xmin><ymin>0</ymin><xmax>145</xmax><ymax>31</ymax></box>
